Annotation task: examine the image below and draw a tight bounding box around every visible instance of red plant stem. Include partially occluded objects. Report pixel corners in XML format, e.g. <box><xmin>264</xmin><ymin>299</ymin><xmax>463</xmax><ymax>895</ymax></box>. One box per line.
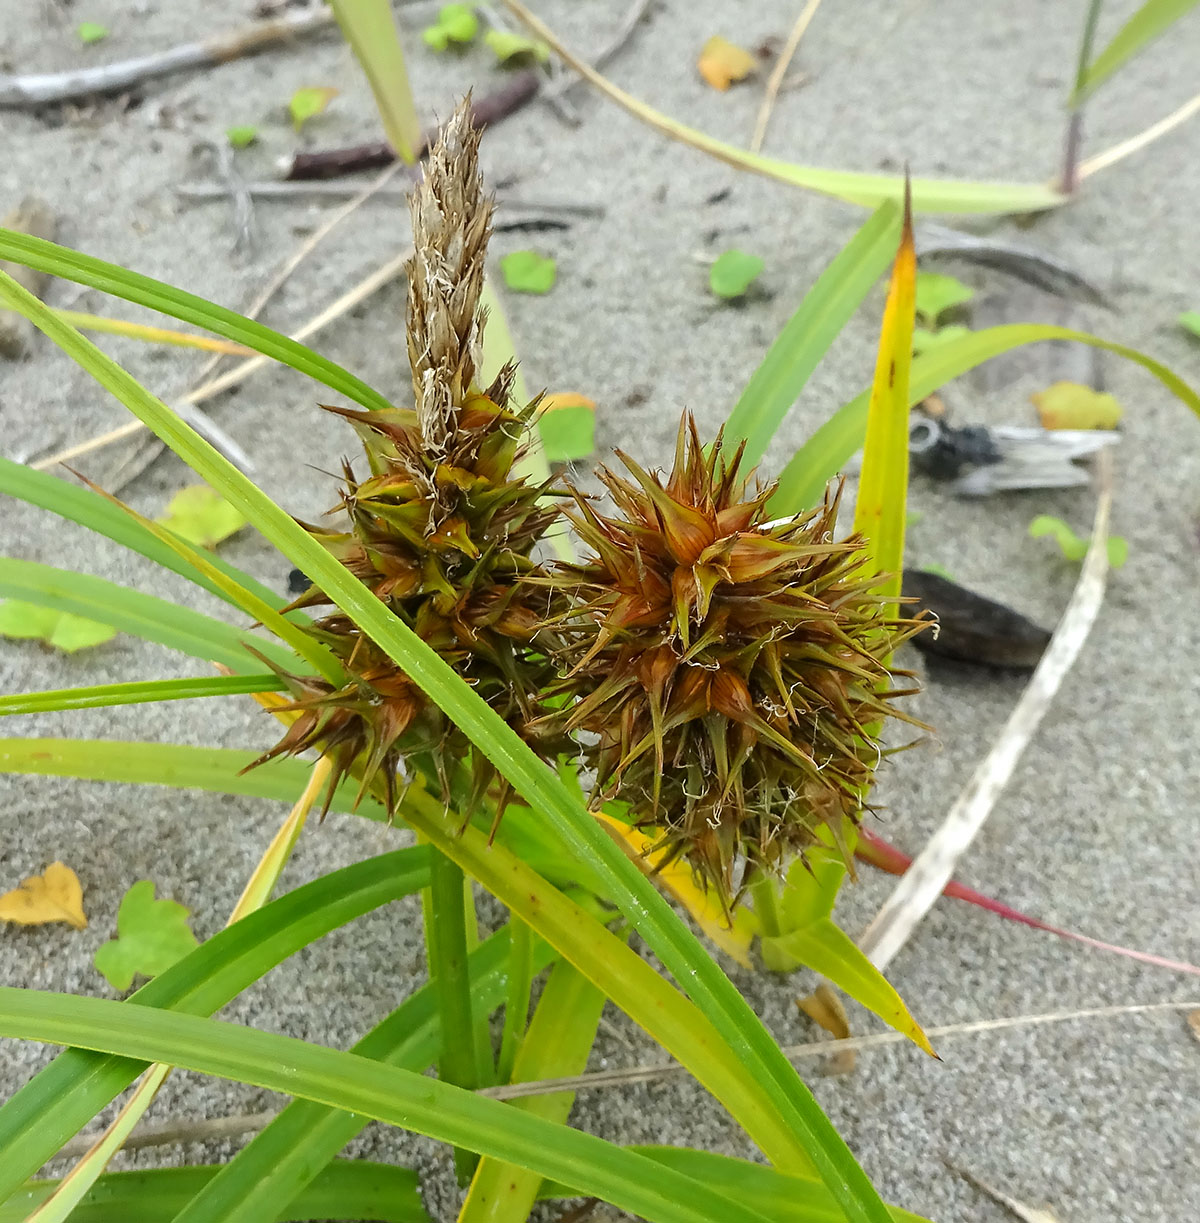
<box><xmin>286</xmin><ymin>71</ymin><xmax>541</xmax><ymax>180</ymax></box>
<box><xmin>856</xmin><ymin>827</ymin><xmax>1200</xmax><ymax>977</ymax></box>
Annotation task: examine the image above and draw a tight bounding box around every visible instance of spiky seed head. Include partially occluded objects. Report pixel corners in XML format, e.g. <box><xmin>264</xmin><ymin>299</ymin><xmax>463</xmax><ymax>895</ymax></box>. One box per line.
<box><xmin>536</xmin><ymin>413</ymin><xmax>928</xmax><ymax>905</ymax></box>
<box><xmin>248</xmin><ymin>101</ymin><xmax>564</xmax><ymax>820</ymax></box>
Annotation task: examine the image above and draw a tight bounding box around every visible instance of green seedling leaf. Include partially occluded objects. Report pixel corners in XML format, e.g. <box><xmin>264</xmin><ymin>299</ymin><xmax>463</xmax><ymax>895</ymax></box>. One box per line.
<box><xmin>0</xmin><ymin>601</ymin><xmax>115</xmax><ymax>653</ymax></box>
<box><xmin>484</xmin><ymin>29</ymin><xmax>549</xmax><ymax>64</ymax></box>
<box><xmin>423</xmin><ymin>3</ymin><xmax>480</xmax><ymax>50</ymax></box>
<box><xmin>225</xmin><ymin>125</ymin><xmax>259</xmax><ymax>150</ymax></box>
<box><xmin>537</xmin><ymin>394</ymin><xmax>596</xmax><ymax>462</ymax></box>
<box><xmin>93</xmin><ymin>881</ymin><xmax>199</xmax><ymax>992</ymax></box>
<box><xmin>1029</xmin><ymin>514</ymin><xmax>1128</xmax><ymax>567</ymax></box>
<box><xmin>77</xmin><ymin>22</ymin><xmax>109</xmax><ymax>45</ymax></box>
<box><xmin>500</xmin><ymin>250</ymin><xmax>556</xmax><ymax>294</ymax></box>
<box><xmin>762</xmin><ymin>844</ymin><xmax>935</xmax><ymax>1057</ymax></box>
<box><xmin>710</xmin><ymin>250</ymin><xmax>764</xmax><ymax>300</ymax></box>
<box><xmin>911</xmin><ymin>323</ymin><xmax>970</xmax><ymax>354</ymax></box>
<box><xmin>157</xmin><ymin>484</ymin><xmax>246</xmax><ymax>549</ymax></box>
<box><xmin>1179</xmin><ymin>310</ymin><xmax>1200</xmax><ymax>338</ymax></box>
<box><xmin>289</xmin><ymin>86</ymin><xmax>338</xmax><ymax>132</ymax></box>
<box><xmin>1031</xmin><ymin>380</ymin><xmax>1123</xmax><ymax>430</ymax></box>
<box><xmin>914</xmin><ymin>271</ymin><xmax>974</xmax><ymax>327</ymax></box>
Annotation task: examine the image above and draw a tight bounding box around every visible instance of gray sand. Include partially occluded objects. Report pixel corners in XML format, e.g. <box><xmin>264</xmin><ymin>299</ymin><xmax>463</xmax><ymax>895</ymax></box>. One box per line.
<box><xmin>2</xmin><ymin>2</ymin><xmax>1199</xmax><ymax>1220</ymax></box>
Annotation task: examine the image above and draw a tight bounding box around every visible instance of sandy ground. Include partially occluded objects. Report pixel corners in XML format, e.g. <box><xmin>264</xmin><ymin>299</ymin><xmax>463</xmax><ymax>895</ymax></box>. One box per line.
<box><xmin>2</xmin><ymin>1</ymin><xmax>1199</xmax><ymax>1221</ymax></box>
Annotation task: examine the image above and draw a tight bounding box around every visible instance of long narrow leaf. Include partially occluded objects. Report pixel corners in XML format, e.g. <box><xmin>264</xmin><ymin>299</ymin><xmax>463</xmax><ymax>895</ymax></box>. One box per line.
<box><xmin>329</xmin><ymin>0</ymin><xmax>420</xmax><ymax>163</ymax></box>
<box><xmin>851</xmin><ymin>185</ymin><xmax>916</xmax><ymax>609</ymax></box>
<box><xmin>82</xmin><ymin>488</ymin><xmax>344</xmax><ymax>684</ymax></box>
<box><xmin>0</xmin><ymin>990</ymin><xmax>774</xmax><ymax>1223</ymax></box>
<box><xmin>0</xmin><ymin>676</ymin><xmax>281</xmax><ymax>717</ymax></box>
<box><xmin>170</xmin><ymin>929</ymin><xmax>558</xmax><ymax>1223</ymax></box>
<box><xmin>0</xmin><ymin>558</ymin><xmax>301</xmax><ymax>675</ymax></box>
<box><xmin>0</xmin><ymin>232</ymin><xmax>393</xmax><ymax>413</ymax></box>
<box><xmin>2</xmin><ymin>1162</ymin><xmax>428</xmax><ymax>1223</ymax></box>
<box><xmin>771</xmin><ymin>323</ymin><xmax>1200</xmax><ymax>515</ymax></box>
<box><xmin>0</xmin><ymin>457</ymin><xmax>304</xmax><ymax>621</ymax></box>
<box><xmin>0</xmin><ymin>739</ymin><xmax>378</xmax><ymax>812</ymax></box>
<box><xmin>1072</xmin><ymin>0</ymin><xmax>1200</xmax><ymax>103</ymax></box>
<box><xmin>0</xmin><ymin>849</ymin><xmax>429</xmax><ymax>1199</ymax></box>
<box><xmin>460</xmin><ymin>962</ymin><xmax>606</xmax><ymax>1223</ymax></box>
<box><xmin>0</xmin><ymin>235</ymin><xmax>891</xmax><ymax>1219</ymax></box>
<box><xmin>539</xmin><ymin>1147</ymin><xmax>931</xmax><ymax>1223</ymax></box>
<box><xmin>724</xmin><ymin>201</ymin><xmax>902</xmax><ymax>468</ymax></box>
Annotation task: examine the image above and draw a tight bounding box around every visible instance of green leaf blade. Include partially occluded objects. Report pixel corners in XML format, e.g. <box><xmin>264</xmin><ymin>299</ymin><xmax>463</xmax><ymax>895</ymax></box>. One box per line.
<box><xmin>0</xmin><ymin>990</ymin><xmax>774</xmax><ymax>1223</ymax></box>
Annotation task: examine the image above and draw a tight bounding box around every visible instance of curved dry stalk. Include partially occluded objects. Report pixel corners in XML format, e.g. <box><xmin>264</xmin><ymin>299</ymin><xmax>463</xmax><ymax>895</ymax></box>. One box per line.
<box><xmin>1077</xmin><ymin>86</ymin><xmax>1200</xmax><ymax>181</ymax></box>
<box><xmin>857</xmin><ymin>451</ymin><xmax>1115</xmax><ymax>972</ymax></box>
<box><xmin>749</xmin><ymin>0</ymin><xmax>823</xmax><ymax>153</ymax></box>
<box><xmin>31</xmin><ymin>248</ymin><xmax>410</xmax><ymax>472</ymax></box>
<box><xmin>484</xmin><ymin>998</ymin><xmax>1200</xmax><ymax>1100</ymax></box>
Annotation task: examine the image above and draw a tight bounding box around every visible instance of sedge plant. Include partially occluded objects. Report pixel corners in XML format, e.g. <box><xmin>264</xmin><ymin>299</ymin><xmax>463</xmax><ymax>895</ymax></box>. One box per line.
<box><xmin>2</xmin><ymin>76</ymin><xmax>1200</xmax><ymax>1223</ymax></box>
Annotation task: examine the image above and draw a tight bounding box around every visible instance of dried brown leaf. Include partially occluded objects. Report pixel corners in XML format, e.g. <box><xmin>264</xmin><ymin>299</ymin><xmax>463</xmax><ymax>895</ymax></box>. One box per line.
<box><xmin>797</xmin><ymin>982</ymin><xmax>856</xmax><ymax>1075</ymax></box>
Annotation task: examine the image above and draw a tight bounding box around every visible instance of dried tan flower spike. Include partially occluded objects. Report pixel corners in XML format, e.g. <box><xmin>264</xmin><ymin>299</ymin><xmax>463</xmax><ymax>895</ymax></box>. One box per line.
<box><xmin>406</xmin><ymin>97</ymin><xmax>492</xmax><ymax>453</ymax></box>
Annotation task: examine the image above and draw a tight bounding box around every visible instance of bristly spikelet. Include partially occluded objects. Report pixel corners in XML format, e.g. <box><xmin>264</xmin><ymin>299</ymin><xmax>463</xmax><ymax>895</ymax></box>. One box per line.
<box><xmin>248</xmin><ymin>100</ymin><xmax>564</xmax><ymax>821</ymax></box>
<box><xmin>537</xmin><ymin>413</ymin><xmax>928</xmax><ymax>904</ymax></box>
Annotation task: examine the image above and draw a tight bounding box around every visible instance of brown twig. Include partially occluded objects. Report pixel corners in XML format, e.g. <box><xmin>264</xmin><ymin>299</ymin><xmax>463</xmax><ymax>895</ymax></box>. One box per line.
<box><xmin>285</xmin><ymin>72</ymin><xmax>540</xmax><ymax>179</ymax></box>
<box><xmin>0</xmin><ymin>6</ymin><xmax>335</xmax><ymax>108</ymax></box>
<box><xmin>749</xmin><ymin>0</ymin><xmax>822</xmax><ymax>153</ymax></box>
<box><xmin>857</xmin><ymin>450</ymin><xmax>1116</xmax><ymax>972</ymax></box>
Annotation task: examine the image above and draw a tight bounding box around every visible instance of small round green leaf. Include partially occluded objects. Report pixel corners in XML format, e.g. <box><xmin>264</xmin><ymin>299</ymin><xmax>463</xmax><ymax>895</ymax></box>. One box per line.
<box><xmin>77</xmin><ymin>22</ymin><xmax>109</xmax><ymax>45</ymax></box>
<box><xmin>289</xmin><ymin>87</ymin><xmax>338</xmax><ymax>132</ymax></box>
<box><xmin>913</xmin><ymin>271</ymin><xmax>974</xmax><ymax>327</ymax></box>
<box><xmin>709</xmin><ymin>250</ymin><xmax>764</xmax><ymax>300</ymax></box>
<box><xmin>157</xmin><ymin>484</ymin><xmax>247</xmax><ymax>549</ymax></box>
<box><xmin>484</xmin><ymin>30</ymin><xmax>550</xmax><ymax>64</ymax></box>
<box><xmin>1179</xmin><ymin>310</ymin><xmax>1200</xmax><ymax>339</ymax></box>
<box><xmin>501</xmin><ymin>250</ymin><xmax>557</xmax><ymax>295</ymax></box>
<box><xmin>225</xmin><ymin>125</ymin><xmax>259</xmax><ymax>150</ymax></box>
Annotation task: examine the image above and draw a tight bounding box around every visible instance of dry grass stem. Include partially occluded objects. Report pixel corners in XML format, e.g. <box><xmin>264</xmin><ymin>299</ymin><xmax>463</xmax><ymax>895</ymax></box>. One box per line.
<box><xmin>749</xmin><ymin>0</ymin><xmax>823</xmax><ymax>153</ymax></box>
<box><xmin>857</xmin><ymin>451</ymin><xmax>1116</xmax><ymax>971</ymax></box>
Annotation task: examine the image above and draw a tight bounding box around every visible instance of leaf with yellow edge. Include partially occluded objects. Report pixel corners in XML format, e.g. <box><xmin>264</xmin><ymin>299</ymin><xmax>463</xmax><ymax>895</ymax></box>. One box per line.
<box><xmin>763</xmin><ymin>847</ymin><xmax>934</xmax><ymax>1057</ymax></box>
<box><xmin>698</xmin><ymin>36</ymin><xmax>757</xmax><ymax>91</ymax></box>
<box><xmin>853</xmin><ymin>179</ymin><xmax>916</xmax><ymax>614</ymax></box>
<box><xmin>598</xmin><ymin>814</ymin><xmax>758</xmax><ymax>967</ymax></box>
<box><xmin>0</xmin><ymin>862</ymin><xmax>87</xmax><ymax>930</ymax></box>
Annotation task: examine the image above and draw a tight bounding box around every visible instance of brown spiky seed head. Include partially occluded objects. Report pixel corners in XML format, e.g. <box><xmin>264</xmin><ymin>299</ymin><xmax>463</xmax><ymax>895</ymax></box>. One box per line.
<box><xmin>248</xmin><ymin>101</ymin><xmax>563</xmax><ymax>820</ymax></box>
<box><xmin>538</xmin><ymin>414</ymin><xmax>927</xmax><ymax>903</ymax></box>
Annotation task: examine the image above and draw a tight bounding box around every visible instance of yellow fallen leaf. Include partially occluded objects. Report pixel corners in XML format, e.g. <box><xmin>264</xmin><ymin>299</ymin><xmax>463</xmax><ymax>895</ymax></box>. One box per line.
<box><xmin>0</xmin><ymin>861</ymin><xmax>87</xmax><ymax>929</ymax></box>
<box><xmin>1031</xmin><ymin>380</ymin><xmax>1123</xmax><ymax>430</ymax></box>
<box><xmin>797</xmin><ymin>981</ymin><xmax>856</xmax><ymax>1076</ymax></box>
<box><xmin>697</xmin><ymin>35</ymin><xmax>757</xmax><ymax>91</ymax></box>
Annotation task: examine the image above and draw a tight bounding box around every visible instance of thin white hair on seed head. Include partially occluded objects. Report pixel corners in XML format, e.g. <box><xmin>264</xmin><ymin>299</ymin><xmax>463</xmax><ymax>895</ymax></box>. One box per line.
<box><xmin>406</xmin><ymin>96</ymin><xmax>494</xmax><ymax>453</ymax></box>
